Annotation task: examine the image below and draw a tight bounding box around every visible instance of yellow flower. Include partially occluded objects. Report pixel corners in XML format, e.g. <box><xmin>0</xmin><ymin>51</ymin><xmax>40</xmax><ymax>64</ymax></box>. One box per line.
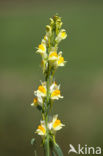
<box><xmin>38</xmin><ymin>85</ymin><xmax>46</xmax><ymax>94</ymax></box>
<box><xmin>39</xmin><ymin>44</ymin><xmax>45</xmax><ymax>51</ymax></box>
<box><xmin>37</xmin><ymin>43</ymin><xmax>47</xmax><ymax>58</ymax></box>
<box><xmin>34</xmin><ymin>82</ymin><xmax>47</xmax><ymax>97</ymax></box>
<box><xmin>34</xmin><ymin>97</ymin><xmax>38</xmax><ymax>104</ymax></box>
<box><xmin>56</xmin><ymin>51</ymin><xmax>66</xmax><ymax>67</ymax></box>
<box><xmin>31</xmin><ymin>95</ymin><xmax>43</xmax><ymax>107</ymax></box>
<box><xmin>32</xmin><ymin>97</ymin><xmax>38</xmax><ymax>106</ymax></box>
<box><xmin>61</xmin><ymin>31</ymin><xmax>67</xmax><ymax>39</ymax></box>
<box><xmin>51</xmin><ymin>89</ymin><xmax>60</xmax><ymax>97</ymax></box>
<box><xmin>49</xmin><ymin>51</ymin><xmax>58</xmax><ymax>61</ymax></box>
<box><xmin>58</xmin><ymin>56</ymin><xmax>64</xmax><ymax>64</ymax></box>
<box><xmin>55</xmin><ymin>29</ymin><xmax>67</xmax><ymax>43</ymax></box>
<box><xmin>48</xmin><ymin>115</ymin><xmax>65</xmax><ymax>132</ymax></box>
<box><xmin>37</xmin><ymin>44</ymin><xmax>46</xmax><ymax>52</ymax></box>
<box><xmin>53</xmin><ymin>119</ymin><xmax>61</xmax><ymax>128</ymax></box>
<box><xmin>36</xmin><ymin>121</ymin><xmax>46</xmax><ymax>136</ymax></box>
<box><xmin>50</xmin><ymin>82</ymin><xmax>63</xmax><ymax>100</ymax></box>
<box><xmin>48</xmin><ymin>51</ymin><xmax>66</xmax><ymax>67</ymax></box>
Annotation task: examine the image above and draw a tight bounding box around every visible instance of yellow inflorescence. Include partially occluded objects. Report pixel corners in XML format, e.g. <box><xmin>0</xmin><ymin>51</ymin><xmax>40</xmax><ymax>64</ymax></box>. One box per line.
<box><xmin>34</xmin><ymin>15</ymin><xmax>67</xmax><ymax>140</ymax></box>
<box><xmin>51</xmin><ymin>89</ymin><xmax>60</xmax><ymax>97</ymax></box>
<box><xmin>38</xmin><ymin>85</ymin><xmax>46</xmax><ymax>94</ymax></box>
<box><xmin>53</xmin><ymin>119</ymin><xmax>61</xmax><ymax>128</ymax></box>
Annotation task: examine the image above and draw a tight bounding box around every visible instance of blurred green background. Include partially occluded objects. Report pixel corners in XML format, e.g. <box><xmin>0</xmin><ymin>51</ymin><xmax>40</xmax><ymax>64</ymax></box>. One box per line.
<box><xmin>0</xmin><ymin>0</ymin><xmax>103</xmax><ymax>156</ymax></box>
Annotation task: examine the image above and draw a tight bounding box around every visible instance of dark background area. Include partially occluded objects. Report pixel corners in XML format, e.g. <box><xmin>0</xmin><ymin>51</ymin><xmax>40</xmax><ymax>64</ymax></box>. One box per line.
<box><xmin>0</xmin><ymin>0</ymin><xmax>103</xmax><ymax>155</ymax></box>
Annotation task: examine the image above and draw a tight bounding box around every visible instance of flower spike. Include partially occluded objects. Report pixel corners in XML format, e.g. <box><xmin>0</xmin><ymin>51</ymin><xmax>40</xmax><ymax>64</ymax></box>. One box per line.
<box><xmin>31</xmin><ymin>15</ymin><xmax>67</xmax><ymax>156</ymax></box>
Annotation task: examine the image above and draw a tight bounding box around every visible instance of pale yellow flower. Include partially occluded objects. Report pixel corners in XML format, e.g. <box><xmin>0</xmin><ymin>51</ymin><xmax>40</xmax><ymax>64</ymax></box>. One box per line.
<box><xmin>56</xmin><ymin>51</ymin><xmax>66</xmax><ymax>67</ymax></box>
<box><xmin>31</xmin><ymin>97</ymin><xmax>38</xmax><ymax>107</ymax></box>
<box><xmin>31</xmin><ymin>95</ymin><xmax>43</xmax><ymax>107</ymax></box>
<box><xmin>48</xmin><ymin>51</ymin><xmax>66</xmax><ymax>68</ymax></box>
<box><xmin>37</xmin><ymin>43</ymin><xmax>47</xmax><ymax>58</ymax></box>
<box><xmin>48</xmin><ymin>51</ymin><xmax>58</xmax><ymax>61</ymax></box>
<box><xmin>34</xmin><ymin>82</ymin><xmax>47</xmax><ymax>97</ymax></box>
<box><xmin>48</xmin><ymin>115</ymin><xmax>65</xmax><ymax>132</ymax></box>
<box><xmin>36</xmin><ymin>121</ymin><xmax>46</xmax><ymax>136</ymax></box>
<box><xmin>50</xmin><ymin>82</ymin><xmax>63</xmax><ymax>100</ymax></box>
<box><xmin>55</xmin><ymin>29</ymin><xmax>67</xmax><ymax>43</ymax></box>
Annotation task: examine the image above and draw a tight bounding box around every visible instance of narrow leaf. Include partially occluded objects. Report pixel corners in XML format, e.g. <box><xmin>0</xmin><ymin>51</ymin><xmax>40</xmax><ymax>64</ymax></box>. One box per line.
<box><xmin>51</xmin><ymin>150</ymin><xmax>57</xmax><ymax>156</ymax></box>
<box><xmin>44</xmin><ymin>137</ymin><xmax>50</xmax><ymax>156</ymax></box>
<box><xmin>31</xmin><ymin>138</ymin><xmax>36</xmax><ymax>146</ymax></box>
<box><xmin>54</xmin><ymin>143</ymin><xmax>64</xmax><ymax>156</ymax></box>
<box><xmin>34</xmin><ymin>150</ymin><xmax>37</xmax><ymax>156</ymax></box>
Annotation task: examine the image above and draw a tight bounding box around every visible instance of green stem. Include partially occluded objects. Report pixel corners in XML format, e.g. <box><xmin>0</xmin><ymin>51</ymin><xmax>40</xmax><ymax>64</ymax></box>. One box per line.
<box><xmin>44</xmin><ymin>64</ymin><xmax>54</xmax><ymax>156</ymax></box>
<box><xmin>44</xmin><ymin>23</ymin><xmax>56</xmax><ymax>155</ymax></box>
<box><xmin>44</xmin><ymin>68</ymin><xmax>50</xmax><ymax>156</ymax></box>
<box><xmin>45</xmin><ymin>130</ymin><xmax>49</xmax><ymax>156</ymax></box>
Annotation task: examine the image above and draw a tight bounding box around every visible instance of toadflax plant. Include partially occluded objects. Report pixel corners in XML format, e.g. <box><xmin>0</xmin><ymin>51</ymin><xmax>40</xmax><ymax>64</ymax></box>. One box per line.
<box><xmin>31</xmin><ymin>15</ymin><xmax>67</xmax><ymax>156</ymax></box>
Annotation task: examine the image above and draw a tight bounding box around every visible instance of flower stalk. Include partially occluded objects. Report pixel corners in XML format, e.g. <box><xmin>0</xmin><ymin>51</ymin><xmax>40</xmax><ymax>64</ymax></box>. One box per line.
<box><xmin>31</xmin><ymin>15</ymin><xmax>67</xmax><ymax>156</ymax></box>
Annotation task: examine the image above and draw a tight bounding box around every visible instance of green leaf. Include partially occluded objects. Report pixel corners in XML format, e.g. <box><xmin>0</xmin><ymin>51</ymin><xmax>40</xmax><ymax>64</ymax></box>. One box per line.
<box><xmin>51</xmin><ymin>150</ymin><xmax>57</xmax><ymax>156</ymax></box>
<box><xmin>53</xmin><ymin>143</ymin><xmax>64</xmax><ymax>156</ymax></box>
<box><xmin>31</xmin><ymin>138</ymin><xmax>36</xmax><ymax>146</ymax></box>
<box><xmin>44</xmin><ymin>138</ymin><xmax>49</xmax><ymax>156</ymax></box>
<box><xmin>34</xmin><ymin>150</ymin><xmax>37</xmax><ymax>156</ymax></box>
<box><xmin>31</xmin><ymin>138</ymin><xmax>38</xmax><ymax>156</ymax></box>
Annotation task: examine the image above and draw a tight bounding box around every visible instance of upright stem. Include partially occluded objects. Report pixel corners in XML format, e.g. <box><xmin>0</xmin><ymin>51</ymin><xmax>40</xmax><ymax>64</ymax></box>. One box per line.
<box><xmin>44</xmin><ymin>21</ymin><xmax>56</xmax><ymax>156</ymax></box>
<box><xmin>45</xmin><ymin>68</ymin><xmax>50</xmax><ymax>156</ymax></box>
